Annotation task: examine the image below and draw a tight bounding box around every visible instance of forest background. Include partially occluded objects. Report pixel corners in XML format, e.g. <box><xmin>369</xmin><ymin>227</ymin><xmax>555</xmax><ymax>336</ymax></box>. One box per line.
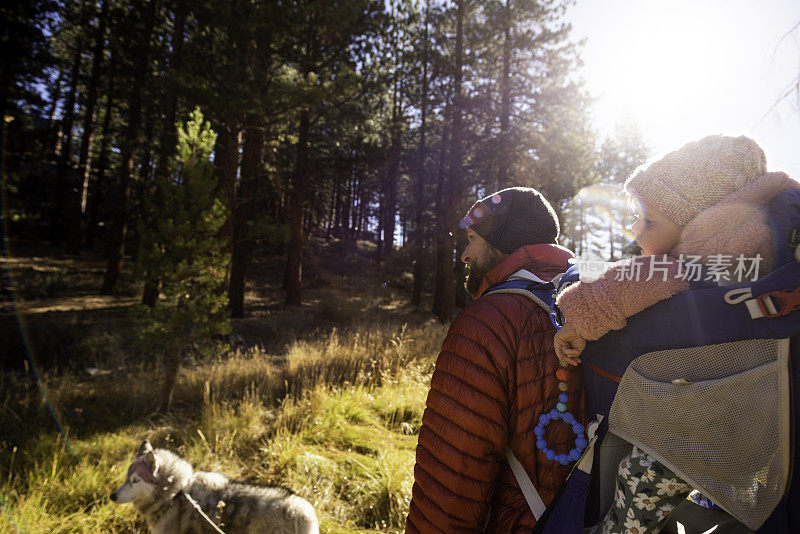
<box><xmin>1</xmin><ymin>0</ymin><xmax>654</xmax><ymax>531</ymax></box>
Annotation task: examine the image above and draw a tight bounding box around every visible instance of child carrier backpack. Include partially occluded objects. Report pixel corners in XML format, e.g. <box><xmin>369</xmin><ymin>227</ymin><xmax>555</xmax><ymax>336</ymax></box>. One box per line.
<box><xmin>492</xmin><ymin>189</ymin><xmax>800</xmax><ymax>534</ymax></box>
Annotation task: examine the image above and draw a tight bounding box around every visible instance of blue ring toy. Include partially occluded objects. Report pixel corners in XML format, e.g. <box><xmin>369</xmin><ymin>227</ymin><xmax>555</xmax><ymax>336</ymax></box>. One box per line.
<box><xmin>534</xmin><ymin>368</ymin><xmax>587</xmax><ymax>465</ymax></box>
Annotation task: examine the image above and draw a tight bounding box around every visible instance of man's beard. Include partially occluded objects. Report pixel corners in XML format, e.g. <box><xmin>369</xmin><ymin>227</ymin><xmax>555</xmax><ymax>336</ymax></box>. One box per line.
<box><xmin>464</xmin><ymin>249</ymin><xmax>506</xmax><ymax>298</ymax></box>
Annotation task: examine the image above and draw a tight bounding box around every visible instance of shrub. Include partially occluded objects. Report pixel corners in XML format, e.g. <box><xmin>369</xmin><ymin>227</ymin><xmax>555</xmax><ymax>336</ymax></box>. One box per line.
<box><xmin>131</xmin><ymin>108</ymin><xmax>230</xmax><ymax>413</ymax></box>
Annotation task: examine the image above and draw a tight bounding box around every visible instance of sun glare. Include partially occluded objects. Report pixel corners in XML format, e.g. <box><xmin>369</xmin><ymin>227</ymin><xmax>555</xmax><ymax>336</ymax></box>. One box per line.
<box><xmin>589</xmin><ymin>1</ymin><xmax>762</xmax><ymax>146</ymax></box>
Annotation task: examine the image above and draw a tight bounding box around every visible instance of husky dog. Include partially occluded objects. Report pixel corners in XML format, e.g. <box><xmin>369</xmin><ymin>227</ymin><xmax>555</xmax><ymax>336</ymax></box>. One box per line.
<box><xmin>111</xmin><ymin>440</ymin><xmax>319</xmax><ymax>534</ymax></box>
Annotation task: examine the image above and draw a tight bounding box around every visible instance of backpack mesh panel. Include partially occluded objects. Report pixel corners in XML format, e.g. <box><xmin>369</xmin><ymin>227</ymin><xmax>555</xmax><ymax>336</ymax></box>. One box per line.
<box><xmin>608</xmin><ymin>338</ymin><xmax>791</xmax><ymax>531</ymax></box>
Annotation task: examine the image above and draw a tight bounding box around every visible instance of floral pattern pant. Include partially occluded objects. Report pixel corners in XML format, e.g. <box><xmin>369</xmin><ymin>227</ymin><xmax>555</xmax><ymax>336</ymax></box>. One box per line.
<box><xmin>591</xmin><ymin>446</ymin><xmax>692</xmax><ymax>534</ymax></box>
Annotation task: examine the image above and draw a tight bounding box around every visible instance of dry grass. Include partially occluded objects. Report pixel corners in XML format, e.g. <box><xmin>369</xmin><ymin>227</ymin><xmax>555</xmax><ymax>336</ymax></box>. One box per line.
<box><xmin>0</xmin><ymin>323</ymin><xmax>445</xmax><ymax>533</ymax></box>
<box><xmin>1</xmin><ymin>242</ymin><xmax>449</xmax><ymax>532</ymax></box>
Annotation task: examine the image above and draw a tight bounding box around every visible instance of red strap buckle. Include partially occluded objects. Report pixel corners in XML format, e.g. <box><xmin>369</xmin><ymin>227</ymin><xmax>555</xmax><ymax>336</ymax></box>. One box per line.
<box><xmin>756</xmin><ymin>287</ymin><xmax>800</xmax><ymax>318</ymax></box>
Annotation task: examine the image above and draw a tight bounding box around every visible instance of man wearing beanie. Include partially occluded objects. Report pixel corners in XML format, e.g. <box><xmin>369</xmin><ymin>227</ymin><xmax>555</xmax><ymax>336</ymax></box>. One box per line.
<box><xmin>406</xmin><ymin>187</ymin><xmax>586</xmax><ymax>533</ymax></box>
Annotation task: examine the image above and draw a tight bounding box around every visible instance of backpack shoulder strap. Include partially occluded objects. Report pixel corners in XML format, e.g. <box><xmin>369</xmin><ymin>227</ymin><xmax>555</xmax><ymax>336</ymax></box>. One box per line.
<box><xmin>504</xmin><ymin>446</ymin><xmax>547</xmax><ymax>520</ymax></box>
<box><xmin>486</xmin><ymin>269</ymin><xmax>561</xmax><ymax>520</ymax></box>
<box><xmin>484</xmin><ymin>270</ymin><xmax>559</xmax><ymax>325</ymax></box>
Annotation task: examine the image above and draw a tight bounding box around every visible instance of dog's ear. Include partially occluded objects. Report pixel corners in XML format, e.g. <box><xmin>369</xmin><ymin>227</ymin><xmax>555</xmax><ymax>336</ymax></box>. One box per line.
<box><xmin>144</xmin><ymin>450</ymin><xmax>159</xmax><ymax>476</ymax></box>
<box><xmin>138</xmin><ymin>440</ymin><xmax>153</xmax><ymax>456</ymax></box>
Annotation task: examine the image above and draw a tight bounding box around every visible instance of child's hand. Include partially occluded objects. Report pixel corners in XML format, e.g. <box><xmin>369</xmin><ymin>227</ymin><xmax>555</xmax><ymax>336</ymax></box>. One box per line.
<box><xmin>554</xmin><ymin>321</ymin><xmax>586</xmax><ymax>367</ymax></box>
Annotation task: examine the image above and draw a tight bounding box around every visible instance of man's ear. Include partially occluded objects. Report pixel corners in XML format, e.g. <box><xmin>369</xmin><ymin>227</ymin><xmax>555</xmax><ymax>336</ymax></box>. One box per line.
<box><xmin>138</xmin><ymin>440</ymin><xmax>153</xmax><ymax>456</ymax></box>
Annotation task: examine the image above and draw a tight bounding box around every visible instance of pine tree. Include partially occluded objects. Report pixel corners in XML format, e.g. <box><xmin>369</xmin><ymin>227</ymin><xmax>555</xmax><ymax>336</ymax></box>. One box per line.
<box><xmin>131</xmin><ymin>108</ymin><xmax>230</xmax><ymax>413</ymax></box>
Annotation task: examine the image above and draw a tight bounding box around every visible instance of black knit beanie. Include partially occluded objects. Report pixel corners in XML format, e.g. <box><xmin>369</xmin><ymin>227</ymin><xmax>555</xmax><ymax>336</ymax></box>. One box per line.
<box><xmin>459</xmin><ymin>187</ymin><xmax>559</xmax><ymax>254</ymax></box>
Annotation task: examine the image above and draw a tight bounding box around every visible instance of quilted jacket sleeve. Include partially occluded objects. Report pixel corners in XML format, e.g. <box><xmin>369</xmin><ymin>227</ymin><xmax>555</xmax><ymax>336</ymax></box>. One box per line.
<box><xmin>406</xmin><ymin>299</ymin><xmax>520</xmax><ymax>533</ymax></box>
<box><xmin>556</xmin><ymin>256</ymin><xmax>689</xmax><ymax>341</ymax></box>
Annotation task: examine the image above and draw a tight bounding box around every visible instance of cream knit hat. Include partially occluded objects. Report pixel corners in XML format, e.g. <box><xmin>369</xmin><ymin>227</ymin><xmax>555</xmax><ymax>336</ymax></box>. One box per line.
<box><xmin>624</xmin><ymin>135</ymin><xmax>767</xmax><ymax>227</ymax></box>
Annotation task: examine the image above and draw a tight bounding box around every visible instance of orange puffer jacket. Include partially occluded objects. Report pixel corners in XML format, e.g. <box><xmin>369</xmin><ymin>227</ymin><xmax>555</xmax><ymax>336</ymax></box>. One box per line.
<box><xmin>406</xmin><ymin>244</ymin><xmax>586</xmax><ymax>534</ymax></box>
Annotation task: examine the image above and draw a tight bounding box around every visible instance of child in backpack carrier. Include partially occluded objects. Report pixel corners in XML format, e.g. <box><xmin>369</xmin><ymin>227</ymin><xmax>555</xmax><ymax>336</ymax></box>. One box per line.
<box><xmin>553</xmin><ymin>134</ymin><xmax>799</xmax><ymax>533</ymax></box>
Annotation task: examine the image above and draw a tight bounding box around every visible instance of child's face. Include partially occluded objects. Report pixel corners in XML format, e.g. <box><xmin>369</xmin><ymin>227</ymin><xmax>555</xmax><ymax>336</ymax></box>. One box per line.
<box><xmin>630</xmin><ymin>199</ymin><xmax>683</xmax><ymax>256</ymax></box>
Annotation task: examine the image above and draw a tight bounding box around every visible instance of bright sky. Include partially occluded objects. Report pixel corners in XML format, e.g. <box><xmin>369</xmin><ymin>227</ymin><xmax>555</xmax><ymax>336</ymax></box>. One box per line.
<box><xmin>567</xmin><ymin>0</ymin><xmax>800</xmax><ymax>178</ymax></box>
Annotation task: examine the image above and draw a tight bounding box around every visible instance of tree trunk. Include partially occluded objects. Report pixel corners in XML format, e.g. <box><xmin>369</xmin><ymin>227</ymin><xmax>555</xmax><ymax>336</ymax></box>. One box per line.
<box><xmin>412</xmin><ymin>0</ymin><xmax>430</xmax><ymax>307</ymax></box>
<box><xmin>432</xmin><ymin>98</ymin><xmax>451</xmax><ymax>319</ymax></box>
<box><xmin>434</xmin><ymin>0</ymin><xmax>464</xmax><ymax>324</ymax></box>
<box><xmin>578</xmin><ymin>200</ymin><xmax>585</xmax><ymax>257</ymax></box>
<box><xmin>139</xmin><ymin>114</ymin><xmax>159</xmax><ymax>307</ymax></box>
<box><xmin>158</xmin><ymin>346</ymin><xmax>181</xmax><ymax>413</ymax></box>
<box><xmin>376</xmin><ymin>180</ymin><xmax>384</xmax><ymax>261</ymax></box>
<box><xmin>351</xmin><ymin>168</ymin><xmax>360</xmax><ymax>238</ymax></box>
<box><xmin>139</xmin><ymin>115</ymin><xmax>157</xmax><ymax>182</ymax></box>
<box><xmin>608</xmin><ymin>189</ymin><xmax>615</xmax><ymax>260</ymax></box>
<box><xmin>155</xmin><ymin>0</ymin><xmax>187</xmax><ymax>182</ymax></box>
<box><xmin>68</xmin><ymin>0</ymin><xmax>110</xmax><ymax>254</ymax></box>
<box><xmin>497</xmin><ymin>0</ymin><xmax>512</xmax><ymax>190</ymax></box>
<box><xmin>85</xmin><ymin>76</ymin><xmax>115</xmax><ymax>249</ymax></box>
<box><xmin>454</xmin><ymin>230</ymin><xmax>467</xmax><ymax>307</ymax></box>
<box><xmin>141</xmin><ymin>279</ymin><xmax>160</xmax><ymax>307</ymax></box>
<box><xmin>351</xmin><ymin>171</ymin><xmax>360</xmax><ymax>239</ymax></box>
<box><xmin>216</xmin><ymin>126</ymin><xmax>240</xmax><ymax>217</ymax></box>
<box><xmin>230</xmin><ymin>121</ymin><xmax>263</xmax><ymax>318</ymax></box>
<box><xmin>341</xmin><ymin>164</ymin><xmax>353</xmax><ymax>236</ymax></box>
<box><xmin>382</xmin><ymin>38</ymin><xmax>403</xmax><ymax>260</ymax></box>
<box><xmin>328</xmin><ymin>161</ymin><xmax>342</xmax><ymax>239</ymax></box>
<box><xmin>384</xmin><ymin>130</ymin><xmax>401</xmax><ymax>256</ymax></box>
<box><xmin>43</xmin><ymin>70</ymin><xmax>64</xmax><ymax>159</ymax></box>
<box><xmin>102</xmin><ymin>0</ymin><xmax>157</xmax><ymax>294</ymax></box>
<box><xmin>0</xmin><ymin>100</ymin><xmax>9</xmax><ymax>203</ymax></box>
<box><xmin>285</xmin><ymin>110</ymin><xmax>310</xmax><ymax>306</ymax></box>
<box><xmin>215</xmin><ymin>124</ymin><xmax>240</xmax><ymax>304</ymax></box>
<box><xmin>50</xmin><ymin>38</ymin><xmax>84</xmax><ymax>245</ymax></box>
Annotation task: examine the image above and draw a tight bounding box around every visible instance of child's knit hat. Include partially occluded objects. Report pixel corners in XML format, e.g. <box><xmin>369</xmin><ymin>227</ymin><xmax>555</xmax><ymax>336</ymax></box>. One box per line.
<box><xmin>459</xmin><ymin>186</ymin><xmax>559</xmax><ymax>253</ymax></box>
<box><xmin>624</xmin><ymin>135</ymin><xmax>767</xmax><ymax>227</ymax></box>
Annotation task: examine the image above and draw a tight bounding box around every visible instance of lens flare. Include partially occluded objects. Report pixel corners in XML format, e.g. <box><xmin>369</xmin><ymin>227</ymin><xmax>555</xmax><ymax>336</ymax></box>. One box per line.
<box><xmin>567</xmin><ymin>183</ymin><xmax>637</xmax><ymax>260</ymax></box>
<box><xmin>5</xmin><ymin>268</ymin><xmax>78</xmax><ymax>458</ymax></box>
<box><xmin>2</xmin><ymin>140</ymin><xmax>78</xmax><ymax>475</ymax></box>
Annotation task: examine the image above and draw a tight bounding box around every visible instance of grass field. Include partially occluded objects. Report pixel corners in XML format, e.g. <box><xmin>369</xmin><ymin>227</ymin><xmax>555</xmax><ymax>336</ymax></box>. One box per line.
<box><xmin>0</xmin><ymin>240</ymin><xmax>449</xmax><ymax>533</ymax></box>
